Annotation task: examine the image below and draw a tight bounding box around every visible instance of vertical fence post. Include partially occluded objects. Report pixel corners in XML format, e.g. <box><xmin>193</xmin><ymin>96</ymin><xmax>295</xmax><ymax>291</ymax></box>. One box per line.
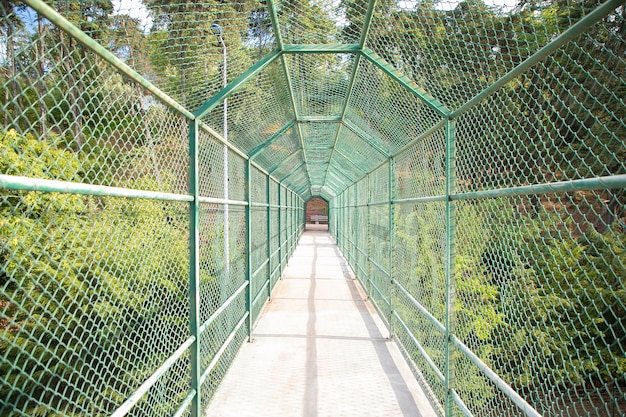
<box><xmin>188</xmin><ymin>119</ymin><xmax>201</xmax><ymax>417</ymax></box>
<box><xmin>267</xmin><ymin>175</ymin><xmax>272</xmax><ymax>299</ymax></box>
<box><xmin>366</xmin><ymin>175</ymin><xmax>371</xmax><ymax>297</ymax></box>
<box><xmin>388</xmin><ymin>157</ymin><xmax>395</xmax><ymax>339</ymax></box>
<box><xmin>245</xmin><ymin>159</ymin><xmax>253</xmax><ymax>339</ymax></box>
<box><xmin>444</xmin><ymin>118</ymin><xmax>456</xmax><ymax>417</ymax></box>
<box><xmin>277</xmin><ymin>183</ymin><xmax>282</xmax><ymax>275</ymax></box>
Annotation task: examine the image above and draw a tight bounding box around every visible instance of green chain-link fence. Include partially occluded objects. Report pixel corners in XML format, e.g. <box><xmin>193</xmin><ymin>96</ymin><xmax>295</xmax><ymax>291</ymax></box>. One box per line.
<box><xmin>2</xmin><ymin>0</ymin><xmax>625</xmax><ymax>416</ymax></box>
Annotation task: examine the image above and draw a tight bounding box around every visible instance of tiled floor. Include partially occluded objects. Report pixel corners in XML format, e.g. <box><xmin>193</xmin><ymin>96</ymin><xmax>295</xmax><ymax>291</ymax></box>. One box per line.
<box><xmin>205</xmin><ymin>225</ymin><xmax>437</xmax><ymax>417</ymax></box>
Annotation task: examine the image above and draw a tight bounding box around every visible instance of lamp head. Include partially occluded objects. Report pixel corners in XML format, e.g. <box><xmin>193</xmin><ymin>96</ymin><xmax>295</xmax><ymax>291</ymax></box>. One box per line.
<box><xmin>210</xmin><ymin>23</ymin><xmax>223</xmax><ymax>37</ymax></box>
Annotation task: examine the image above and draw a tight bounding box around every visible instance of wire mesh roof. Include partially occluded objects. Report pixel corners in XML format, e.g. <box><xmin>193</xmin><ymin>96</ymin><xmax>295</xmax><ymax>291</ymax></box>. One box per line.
<box><xmin>9</xmin><ymin>0</ymin><xmax>626</xmax><ymax>198</ymax></box>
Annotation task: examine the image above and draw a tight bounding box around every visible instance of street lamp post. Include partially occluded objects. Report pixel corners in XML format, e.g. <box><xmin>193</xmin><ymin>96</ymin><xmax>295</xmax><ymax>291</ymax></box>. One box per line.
<box><xmin>211</xmin><ymin>23</ymin><xmax>229</xmax><ymax>278</ymax></box>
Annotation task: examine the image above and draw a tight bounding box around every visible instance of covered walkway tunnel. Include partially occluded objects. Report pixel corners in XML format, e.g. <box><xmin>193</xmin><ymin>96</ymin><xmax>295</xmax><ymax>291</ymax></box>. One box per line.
<box><xmin>1</xmin><ymin>0</ymin><xmax>625</xmax><ymax>416</ymax></box>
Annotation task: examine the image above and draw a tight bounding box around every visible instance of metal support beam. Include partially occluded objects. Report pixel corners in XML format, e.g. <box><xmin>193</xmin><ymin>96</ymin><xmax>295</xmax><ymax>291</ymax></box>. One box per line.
<box><xmin>265</xmin><ymin>0</ymin><xmax>284</xmax><ymax>50</ymax></box>
<box><xmin>443</xmin><ymin>119</ymin><xmax>455</xmax><ymax>417</ymax></box>
<box><xmin>359</xmin><ymin>0</ymin><xmax>379</xmax><ymax>49</ymax></box>
<box><xmin>245</xmin><ymin>159</ymin><xmax>253</xmax><ymax>339</ymax></box>
<box><xmin>188</xmin><ymin>120</ymin><xmax>202</xmax><ymax>417</ymax></box>
<box><xmin>283</xmin><ymin>44</ymin><xmax>360</xmax><ymax>54</ymax></box>
<box><xmin>268</xmin><ymin>149</ymin><xmax>302</xmax><ymax>174</ymax></box>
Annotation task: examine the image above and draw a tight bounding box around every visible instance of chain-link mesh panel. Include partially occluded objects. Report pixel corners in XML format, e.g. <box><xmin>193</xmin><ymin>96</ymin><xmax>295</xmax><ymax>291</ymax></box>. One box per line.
<box><xmin>287</xmin><ymin>53</ymin><xmax>354</xmax><ymax>117</ymax></box>
<box><xmin>0</xmin><ymin>19</ymin><xmax>189</xmax><ymax>194</ymax></box>
<box><xmin>364</xmin><ymin>0</ymin><xmax>606</xmax><ymax>111</ymax></box>
<box><xmin>251</xmin><ymin>125</ymin><xmax>300</xmax><ymax>173</ymax></box>
<box><xmin>1</xmin><ymin>194</ymin><xmax>189</xmax><ymax>415</ymax></box>
<box><xmin>345</xmin><ymin>58</ymin><xmax>444</xmax><ymax>156</ymax></box>
<box><xmin>107</xmin><ymin>1</ymin><xmax>277</xmax><ymax>111</ymax></box>
<box><xmin>201</xmin><ymin>60</ymin><xmax>293</xmax><ymax>155</ymax></box>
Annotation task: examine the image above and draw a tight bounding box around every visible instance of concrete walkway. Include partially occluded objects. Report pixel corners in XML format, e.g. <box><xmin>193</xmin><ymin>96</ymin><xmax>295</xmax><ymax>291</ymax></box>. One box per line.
<box><xmin>206</xmin><ymin>225</ymin><xmax>437</xmax><ymax>417</ymax></box>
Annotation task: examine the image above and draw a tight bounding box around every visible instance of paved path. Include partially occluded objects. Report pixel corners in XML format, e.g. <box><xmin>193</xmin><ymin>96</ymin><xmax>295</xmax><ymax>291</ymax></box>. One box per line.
<box><xmin>205</xmin><ymin>226</ymin><xmax>437</xmax><ymax>417</ymax></box>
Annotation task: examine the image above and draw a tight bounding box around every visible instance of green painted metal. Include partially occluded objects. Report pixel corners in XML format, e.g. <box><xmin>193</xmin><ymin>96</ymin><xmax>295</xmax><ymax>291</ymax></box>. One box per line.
<box><xmin>188</xmin><ymin>119</ymin><xmax>202</xmax><ymax>417</ymax></box>
<box><xmin>450</xmin><ymin>336</ymin><xmax>542</xmax><ymax>417</ymax></box>
<box><xmin>0</xmin><ymin>175</ymin><xmax>193</xmax><ymax>202</ymax></box>
<box><xmin>361</xmin><ymin>48</ymin><xmax>450</xmax><ymax>117</ymax></box>
<box><xmin>342</xmin><ymin>119</ymin><xmax>390</xmax><ymax>158</ymax></box>
<box><xmin>297</xmin><ymin>116</ymin><xmax>343</xmax><ymax>122</ymax></box>
<box><xmin>359</xmin><ymin>0</ymin><xmax>379</xmax><ymax>49</ymax></box>
<box><xmin>452</xmin><ymin>174</ymin><xmax>626</xmax><ymax>201</ymax></box>
<box><xmin>111</xmin><ymin>336</ymin><xmax>196</xmax><ymax>417</ymax></box>
<box><xmin>280</xmin><ymin>52</ymin><xmax>313</xmax><ymax>193</ymax></box>
<box><xmin>392</xmin><ymin>311</ymin><xmax>445</xmax><ymax>383</ymax></box>
<box><xmin>443</xmin><ymin>119</ymin><xmax>456</xmax><ymax>417</ymax></box>
<box><xmin>265</xmin><ymin>0</ymin><xmax>284</xmax><ymax>50</ymax></box>
<box><xmin>321</xmin><ymin>52</ymin><xmax>364</xmax><ymax>191</ymax></box>
<box><xmin>388</xmin><ymin>157</ymin><xmax>395</xmax><ymax>338</ymax></box>
<box><xmin>245</xmin><ymin>159</ymin><xmax>253</xmax><ymax>339</ymax></box>
<box><xmin>283</xmin><ymin>44</ymin><xmax>361</xmax><ymax>53</ymax></box>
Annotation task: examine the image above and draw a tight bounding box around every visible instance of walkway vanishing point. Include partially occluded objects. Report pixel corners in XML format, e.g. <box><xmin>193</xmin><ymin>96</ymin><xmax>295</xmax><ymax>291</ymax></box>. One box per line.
<box><xmin>206</xmin><ymin>225</ymin><xmax>438</xmax><ymax>417</ymax></box>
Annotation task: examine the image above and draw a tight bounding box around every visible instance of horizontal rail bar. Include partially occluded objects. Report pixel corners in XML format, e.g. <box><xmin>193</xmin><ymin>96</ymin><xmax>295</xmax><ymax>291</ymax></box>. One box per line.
<box><xmin>368</xmin><ymin>257</ymin><xmax>390</xmax><ymax>277</ymax></box>
<box><xmin>21</xmin><ymin>0</ymin><xmax>194</xmax><ymax>120</ymax></box>
<box><xmin>368</xmin><ymin>275</ymin><xmax>390</xmax><ymax>307</ymax></box>
<box><xmin>392</xmin><ymin>280</ymin><xmax>446</xmax><ymax>334</ymax></box>
<box><xmin>0</xmin><ymin>175</ymin><xmax>193</xmax><ymax>202</ymax></box>
<box><xmin>392</xmin><ymin>311</ymin><xmax>445</xmax><ymax>383</ymax></box>
<box><xmin>283</xmin><ymin>44</ymin><xmax>361</xmax><ymax>53</ymax></box>
<box><xmin>452</xmin><ymin>174</ymin><xmax>626</xmax><ymax>201</ymax></box>
<box><xmin>200</xmin><ymin>312</ymin><xmax>249</xmax><ymax>387</ymax></box>
<box><xmin>172</xmin><ymin>390</ymin><xmax>197</xmax><ymax>417</ymax></box>
<box><xmin>111</xmin><ymin>336</ymin><xmax>195</xmax><ymax>417</ymax></box>
<box><xmin>393</xmin><ymin>195</ymin><xmax>447</xmax><ymax>204</ymax></box>
<box><xmin>298</xmin><ymin>116</ymin><xmax>343</xmax><ymax>122</ymax></box>
<box><xmin>198</xmin><ymin>281</ymin><xmax>248</xmax><ymax>336</ymax></box>
<box><xmin>198</xmin><ymin>196</ymin><xmax>249</xmax><ymax>206</ymax></box>
<box><xmin>450</xmin><ymin>335</ymin><xmax>541</xmax><ymax>417</ymax></box>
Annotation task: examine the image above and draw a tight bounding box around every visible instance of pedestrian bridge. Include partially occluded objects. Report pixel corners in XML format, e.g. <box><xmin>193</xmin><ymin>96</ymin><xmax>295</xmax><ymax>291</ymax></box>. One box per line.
<box><xmin>207</xmin><ymin>225</ymin><xmax>436</xmax><ymax>417</ymax></box>
<box><xmin>1</xmin><ymin>0</ymin><xmax>624</xmax><ymax>416</ymax></box>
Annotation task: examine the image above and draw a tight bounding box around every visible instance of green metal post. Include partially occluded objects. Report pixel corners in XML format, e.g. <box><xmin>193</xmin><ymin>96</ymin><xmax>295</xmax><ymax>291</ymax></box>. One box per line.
<box><xmin>278</xmin><ymin>184</ymin><xmax>283</xmax><ymax>275</ymax></box>
<box><xmin>444</xmin><ymin>118</ymin><xmax>456</xmax><ymax>416</ymax></box>
<box><xmin>366</xmin><ymin>175</ymin><xmax>372</xmax><ymax>298</ymax></box>
<box><xmin>245</xmin><ymin>159</ymin><xmax>253</xmax><ymax>339</ymax></box>
<box><xmin>188</xmin><ymin>119</ymin><xmax>201</xmax><ymax>416</ymax></box>
<box><xmin>388</xmin><ymin>157</ymin><xmax>395</xmax><ymax>339</ymax></box>
<box><xmin>267</xmin><ymin>174</ymin><xmax>272</xmax><ymax>299</ymax></box>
